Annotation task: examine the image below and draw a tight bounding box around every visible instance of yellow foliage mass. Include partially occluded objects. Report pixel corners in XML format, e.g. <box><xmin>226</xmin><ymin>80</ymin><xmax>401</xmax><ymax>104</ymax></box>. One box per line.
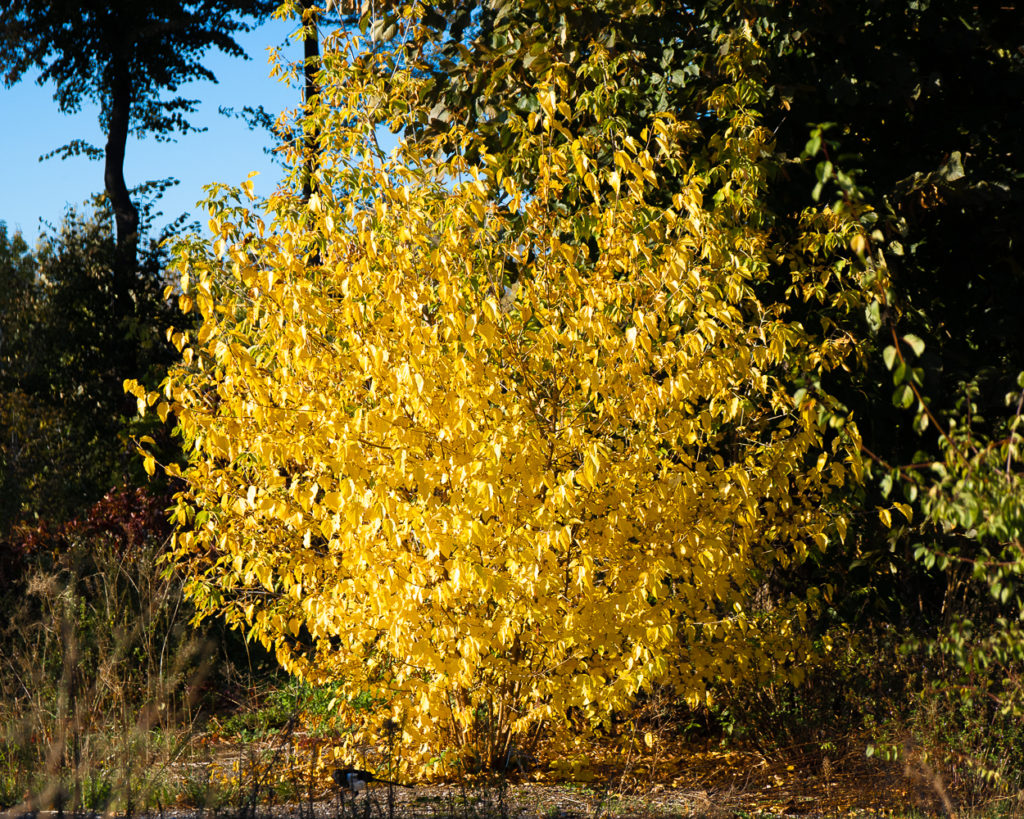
<box><xmin>129</xmin><ymin>20</ymin><xmax>870</xmax><ymax>774</ymax></box>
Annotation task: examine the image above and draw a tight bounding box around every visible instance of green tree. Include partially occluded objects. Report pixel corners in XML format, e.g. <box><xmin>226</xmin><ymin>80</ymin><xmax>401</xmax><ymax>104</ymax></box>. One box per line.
<box><xmin>0</xmin><ymin>210</ymin><xmax>177</xmax><ymax>526</ymax></box>
<box><xmin>748</xmin><ymin>0</ymin><xmax>1024</xmax><ymax>456</ymax></box>
<box><xmin>0</xmin><ymin>224</ymin><xmax>40</xmax><ymax>526</ymax></box>
<box><xmin>740</xmin><ymin>2</ymin><xmax>1024</xmax><ymax>676</ymax></box>
<box><xmin>0</xmin><ymin>0</ymin><xmax>276</xmax><ymax>272</ymax></box>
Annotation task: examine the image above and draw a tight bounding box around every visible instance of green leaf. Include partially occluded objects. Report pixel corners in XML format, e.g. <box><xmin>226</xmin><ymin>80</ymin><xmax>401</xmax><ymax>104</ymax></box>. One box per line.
<box><xmin>865</xmin><ymin>301</ymin><xmax>881</xmax><ymax>331</ymax></box>
<box><xmin>882</xmin><ymin>345</ymin><xmax>897</xmax><ymax>370</ymax></box>
<box><xmin>902</xmin><ymin>333</ymin><xmax>925</xmax><ymax>357</ymax></box>
<box><xmin>893</xmin><ymin>384</ymin><xmax>914</xmax><ymax>408</ymax></box>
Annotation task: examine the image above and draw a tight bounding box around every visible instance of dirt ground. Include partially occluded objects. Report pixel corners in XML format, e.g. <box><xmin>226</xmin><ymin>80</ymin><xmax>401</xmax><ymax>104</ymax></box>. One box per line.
<box><xmin>359</xmin><ymin>744</ymin><xmax>956</xmax><ymax>818</ymax></box>
<box><xmin>214</xmin><ymin>736</ymin><xmax>968</xmax><ymax>819</ymax></box>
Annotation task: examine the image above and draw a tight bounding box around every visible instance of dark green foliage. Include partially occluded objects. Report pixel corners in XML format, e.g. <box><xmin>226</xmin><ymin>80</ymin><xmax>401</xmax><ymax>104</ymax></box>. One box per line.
<box><xmin>775</xmin><ymin>2</ymin><xmax>1024</xmax><ymax>762</ymax></box>
<box><xmin>772</xmin><ymin>2</ymin><xmax>1024</xmax><ymax>781</ymax></box>
<box><xmin>753</xmin><ymin>0</ymin><xmax>1024</xmax><ymax>462</ymax></box>
<box><xmin>0</xmin><ymin>210</ymin><xmax>178</xmax><ymax>527</ymax></box>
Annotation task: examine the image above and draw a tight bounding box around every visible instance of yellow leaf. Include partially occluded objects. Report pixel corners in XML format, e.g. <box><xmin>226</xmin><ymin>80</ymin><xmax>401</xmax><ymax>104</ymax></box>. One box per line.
<box><xmin>894</xmin><ymin>502</ymin><xmax>913</xmax><ymax>523</ymax></box>
<box><xmin>608</xmin><ymin>170</ymin><xmax>621</xmax><ymax>196</ymax></box>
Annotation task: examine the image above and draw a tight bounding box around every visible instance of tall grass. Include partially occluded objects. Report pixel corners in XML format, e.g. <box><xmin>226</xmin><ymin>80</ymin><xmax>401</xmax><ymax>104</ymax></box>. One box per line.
<box><xmin>0</xmin><ymin>488</ymin><xmax>209</xmax><ymax>814</ymax></box>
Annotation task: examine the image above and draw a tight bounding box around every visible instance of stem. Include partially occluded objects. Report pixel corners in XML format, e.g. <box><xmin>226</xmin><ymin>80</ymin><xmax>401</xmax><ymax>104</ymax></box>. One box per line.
<box><xmin>300</xmin><ymin>0</ymin><xmax>321</xmax><ymax>203</ymax></box>
<box><xmin>890</xmin><ymin>326</ymin><xmax>967</xmax><ymax>466</ymax></box>
<box><xmin>104</xmin><ymin>56</ymin><xmax>139</xmax><ymax>278</ymax></box>
<box><xmin>857</xmin><ymin>441</ymin><xmax>895</xmax><ymax>472</ymax></box>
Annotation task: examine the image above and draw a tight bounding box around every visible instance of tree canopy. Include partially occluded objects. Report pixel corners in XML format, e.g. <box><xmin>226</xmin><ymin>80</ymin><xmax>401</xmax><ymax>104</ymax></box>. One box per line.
<box><xmin>0</xmin><ymin>0</ymin><xmax>276</xmax><ymax>269</ymax></box>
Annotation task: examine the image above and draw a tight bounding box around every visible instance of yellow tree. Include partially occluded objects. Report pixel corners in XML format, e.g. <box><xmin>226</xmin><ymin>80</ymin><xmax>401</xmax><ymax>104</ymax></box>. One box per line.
<box><xmin>130</xmin><ymin>15</ymin><xmax>869</xmax><ymax>772</ymax></box>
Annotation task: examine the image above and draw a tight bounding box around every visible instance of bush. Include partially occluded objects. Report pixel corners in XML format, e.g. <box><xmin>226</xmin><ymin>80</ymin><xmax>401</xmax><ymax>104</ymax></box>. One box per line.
<box><xmin>0</xmin><ymin>209</ymin><xmax>178</xmax><ymax>528</ymax></box>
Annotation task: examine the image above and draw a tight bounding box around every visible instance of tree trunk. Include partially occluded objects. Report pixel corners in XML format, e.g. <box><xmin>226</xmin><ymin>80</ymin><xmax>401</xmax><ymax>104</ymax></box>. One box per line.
<box><xmin>300</xmin><ymin>0</ymin><xmax>320</xmax><ymax>202</ymax></box>
<box><xmin>104</xmin><ymin>57</ymin><xmax>139</xmax><ymax>276</ymax></box>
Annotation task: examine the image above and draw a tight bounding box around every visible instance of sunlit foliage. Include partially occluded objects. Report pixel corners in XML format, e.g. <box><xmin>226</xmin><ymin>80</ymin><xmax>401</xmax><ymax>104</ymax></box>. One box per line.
<box><xmin>130</xmin><ymin>14</ymin><xmax>870</xmax><ymax>770</ymax></box>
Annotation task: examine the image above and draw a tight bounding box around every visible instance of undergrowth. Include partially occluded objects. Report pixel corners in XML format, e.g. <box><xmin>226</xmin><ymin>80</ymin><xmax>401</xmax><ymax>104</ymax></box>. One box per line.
<box><xmin>1</xmin><ymin>490</ymin><xmax>1023</xmax><ymax>818</ymax></box>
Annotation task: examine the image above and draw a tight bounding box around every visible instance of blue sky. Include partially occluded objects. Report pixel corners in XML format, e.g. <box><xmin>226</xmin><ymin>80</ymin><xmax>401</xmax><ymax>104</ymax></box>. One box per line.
<box><xmin>0</xmin><ymin>17</ymin><xmax>302</xmax><ymax>245</ymax></box>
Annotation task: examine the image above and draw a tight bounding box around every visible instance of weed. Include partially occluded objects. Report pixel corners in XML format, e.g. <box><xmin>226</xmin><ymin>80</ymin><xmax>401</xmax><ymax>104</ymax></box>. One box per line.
<box><xmin>0</xmin><ymin>489</ymin><xmax>212</xmax><ymax>813</ymax></box>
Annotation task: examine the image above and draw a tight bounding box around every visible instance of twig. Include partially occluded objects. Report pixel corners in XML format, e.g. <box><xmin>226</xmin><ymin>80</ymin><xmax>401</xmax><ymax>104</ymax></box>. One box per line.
<box><xmin>889</xmin><ymin>326</ymin><xmax>968</xmax><ymax>467</ymax></box>
<box><xmin>1007</xmin><ymin>389</ymin><xmax>1024</xmax><ymax>479</ymax></box>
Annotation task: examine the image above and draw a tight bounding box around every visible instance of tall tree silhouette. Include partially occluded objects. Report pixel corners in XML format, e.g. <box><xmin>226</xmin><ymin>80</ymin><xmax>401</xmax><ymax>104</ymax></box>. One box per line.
<box><xmin>0</xmin><ymin>0</ymin><xmax>276</xmax><ymax>277</ymax></box>
<box><xmin>299</xmin><ymin>0</ymin><xmax>321</xmax><ymax>202</ymax></box>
